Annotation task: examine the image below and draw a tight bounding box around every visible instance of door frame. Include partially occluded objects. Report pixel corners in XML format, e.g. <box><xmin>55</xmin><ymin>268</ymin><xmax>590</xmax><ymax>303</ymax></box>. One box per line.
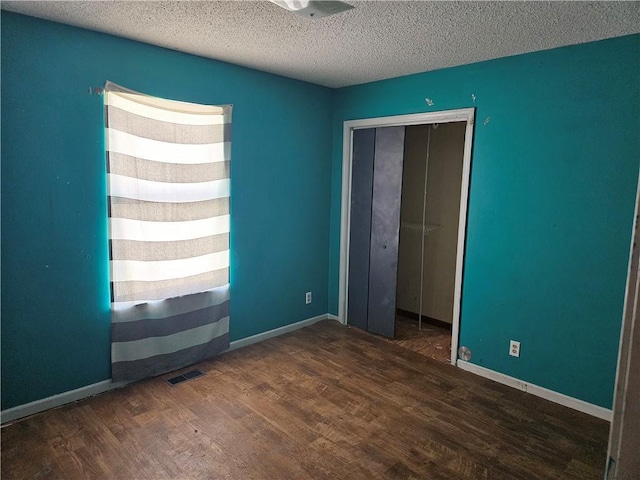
<box><xmin>338</xmin><ymin>108</ymin><xmax>475</xmax><ymax>365</ymax></box>
<box><xmin>606</xmin><ymin>167</ymin><xmax>640</xmax><ymax>478</ymax></box>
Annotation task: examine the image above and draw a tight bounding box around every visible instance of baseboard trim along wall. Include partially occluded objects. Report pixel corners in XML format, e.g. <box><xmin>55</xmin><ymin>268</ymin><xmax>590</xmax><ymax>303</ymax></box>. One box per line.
<box><xmin>1</xmin><ymin>313</ymin><xmax>335</xmax><ymax>425</ymax></box>
<box><xmin>457</xmin><ymin>360</ymin><xmax>612</xmax><ymax>422</ymax></box>
<box><xmin>0</xmin><ymin>378</ymin><xmax>130</xmax><ymax>426</ymax></box>
<box><xmin>225</xmin><ymin>313</ymin><xmax>331</xmax><ymax>351</ymax></box>
<box><xmin>3</xmin><ymin>315</ymin><xmax>610</xmax><ymax>425</ymax></box>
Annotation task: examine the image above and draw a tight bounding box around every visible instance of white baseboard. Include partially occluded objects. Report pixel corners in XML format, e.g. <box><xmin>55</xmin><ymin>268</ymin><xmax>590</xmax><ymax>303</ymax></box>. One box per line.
<box><xmin>457</xmin><ymin>360</ymin><xmax>612</xmax><ymax>421</ymax></box>
<box><xmin>0</xmin><ymin>378</ymin><xmax>130</xmax><ymax>426</ymax></box>
<box><xmin>1</xmin><ymin>313</ymin><xmax>336</xmax><ymax>425</ymax></box>
<box><xmin>226</xmin><ymin>313</ymin><xmax>333</xmax><ymax>351</ymax></box>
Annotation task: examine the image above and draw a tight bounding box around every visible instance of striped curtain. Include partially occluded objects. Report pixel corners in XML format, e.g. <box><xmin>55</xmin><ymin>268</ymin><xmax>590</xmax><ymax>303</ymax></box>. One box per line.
<box><xmin>105</xmin><ymin>82</ymin><xmax>231</xmax><ymax>382</ymax></box>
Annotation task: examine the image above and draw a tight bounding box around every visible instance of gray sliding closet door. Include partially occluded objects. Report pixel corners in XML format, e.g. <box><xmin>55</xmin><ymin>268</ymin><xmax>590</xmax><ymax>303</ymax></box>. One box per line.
<box><xmin>348</xmin><ymin>128</ymin><xmax>375</xmax><ymax>331</ymax></box>
<box><xmin>347</xmin><ymin>126</ymin><xmax>405</xmax><ymax>338</ymax></box>
<box><xmin>367</xmin><ymin>126</ymin><xmax>405</xmax><ymax>338</ymax></box>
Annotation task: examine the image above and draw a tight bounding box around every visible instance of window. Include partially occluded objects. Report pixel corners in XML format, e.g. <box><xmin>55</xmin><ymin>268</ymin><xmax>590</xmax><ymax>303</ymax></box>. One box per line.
<box><xmin>105</xmin><ymin>82</ymin><xmax>231</xmax><ymax>382</ymax></box>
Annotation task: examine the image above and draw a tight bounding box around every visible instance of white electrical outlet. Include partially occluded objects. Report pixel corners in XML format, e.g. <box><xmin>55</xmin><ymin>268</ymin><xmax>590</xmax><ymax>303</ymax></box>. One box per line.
<box><xmin>509</xmin><ymin>340</ymin><xmax>521</xmax><ymax>357</ymax></box>
<box><xmin>305</xmin><ymin>291</ymin><xmax>312</xmax><ymax>304</ymax></box>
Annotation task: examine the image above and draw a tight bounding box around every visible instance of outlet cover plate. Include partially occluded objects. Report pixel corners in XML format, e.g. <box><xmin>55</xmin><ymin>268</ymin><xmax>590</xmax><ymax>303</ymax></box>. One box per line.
<box><xmin>509</xmin><ymin>340</ymin><xmax>520</xmax><ymax>357</ymax></box>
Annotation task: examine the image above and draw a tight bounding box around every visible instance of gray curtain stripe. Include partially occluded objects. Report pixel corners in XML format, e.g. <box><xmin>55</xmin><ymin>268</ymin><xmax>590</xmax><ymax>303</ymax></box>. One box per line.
<box><xmin>111</xmin><ymin>318</ymin><xmax>228</xmax><ymax>362</ymax></box>
<box><xmin>112</xmin><ymin>318</ymin><xmax>228</xmax><ymax>362</ymax></box>
<box><xmin>109</xmin><ymin>197</ymin><xmax>229</xmax><ymax>222</ymax></box>
<box><xmin>108</xmin><ymin>153</ymin><xmax>230</xmax><ymax>183</ymax></box>
<box><xmin>112</xmin><ymin>302</ymin><xmax>230</xmax><ymax>342</ymax></box>
<box><xmin>112</xmin><ymin>268</ymin><xmax>229</xmax><ymax>303</ymax></box>
<box><xmin>111</xmin><ymin>333</ymin><xmax>230</xmax><ymax>382</ymax></box>
<box><xmin>108</xmin><ymin>107</ymin><xmax>230</xmax><ymax>144</ymax></box>
<box><xmin>112</xmin><ymin>287</ymin><xmax>229</xmax><ymax>323</ymax></box>
<box><xmin>111</xmin><ymin>234</ymin><xmax>229</xmax><ymax>261</ymax></box>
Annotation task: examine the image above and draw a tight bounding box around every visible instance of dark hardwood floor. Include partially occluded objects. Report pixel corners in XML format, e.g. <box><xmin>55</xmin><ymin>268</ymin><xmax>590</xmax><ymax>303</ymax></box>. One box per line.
<box><xmin>1</xmin><ymin>320</ymin><xmax>609</xmax><ymax>479</ymax></box>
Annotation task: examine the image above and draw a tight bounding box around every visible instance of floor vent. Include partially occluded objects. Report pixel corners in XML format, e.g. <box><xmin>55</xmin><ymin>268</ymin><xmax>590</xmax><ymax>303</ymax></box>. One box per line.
<box><xmin>165</xmin><ymin>369</ymin><xmax>204</xmax><ymax>386</ymax></box>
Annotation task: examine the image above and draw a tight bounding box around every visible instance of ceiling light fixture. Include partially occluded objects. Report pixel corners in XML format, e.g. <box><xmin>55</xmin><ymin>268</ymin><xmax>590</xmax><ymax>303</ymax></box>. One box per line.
<box><xmin>268</xmin><ymin>0</ymin><xmax>354</xmax><ymax>19</ymax></box>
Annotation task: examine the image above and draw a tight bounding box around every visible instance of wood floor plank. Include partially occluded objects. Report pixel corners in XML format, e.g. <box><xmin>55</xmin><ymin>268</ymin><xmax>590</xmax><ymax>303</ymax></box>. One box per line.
<box><xmin>1</xmin><ymin>320</ymin><xmax>609</xmax><ymax>479</ymax></box>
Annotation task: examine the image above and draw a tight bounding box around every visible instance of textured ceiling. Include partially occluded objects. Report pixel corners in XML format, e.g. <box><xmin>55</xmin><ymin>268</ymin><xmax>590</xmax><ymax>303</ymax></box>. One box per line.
<box><xmin>2</xmin><ymin>1</ymin><xmax>639</xmax><ymax>88</ymax></box>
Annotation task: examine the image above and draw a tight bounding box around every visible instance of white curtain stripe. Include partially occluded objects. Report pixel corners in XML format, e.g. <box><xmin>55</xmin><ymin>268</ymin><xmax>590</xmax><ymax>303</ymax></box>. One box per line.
<box><xmin>106</xmin><ymin>81</ymin><xmax>231</xmax><ymax>383</ymax></box>
<box><xmin>107</xmin><ymin>128</ymin><xmax>229</xmax><ymax>164</ymax></box>
<box><xmin>111</xmin><ymin>251</ymin><xmax>229</xmax><ymax>282</ymax></box>
<box><xmin>109</xmin><ymin>215</ymin><xmax>230</xmax><ymax>242</ymax></box>
<box><xmin>108</xmin><ymin>174</ymin><xmax>230</xmax><ymax>203</ymax></box>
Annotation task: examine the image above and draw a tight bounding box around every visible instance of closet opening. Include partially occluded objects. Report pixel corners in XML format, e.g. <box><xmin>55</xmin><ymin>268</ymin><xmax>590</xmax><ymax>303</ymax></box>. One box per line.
<box><xmin>339</xmin><ymin>108</ymin><xmax>474</xmax><ymax>366</ymax></box>
<box><xmin>395</xmin><ymin>122</ymin><xmax>466</xmax><ymax>363</ymax></box>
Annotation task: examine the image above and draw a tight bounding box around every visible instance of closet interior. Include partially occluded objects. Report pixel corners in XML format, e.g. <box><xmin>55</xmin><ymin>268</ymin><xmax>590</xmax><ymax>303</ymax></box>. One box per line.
<box><xmin>395</xmin><ymin>122</ymin><xmax>466</xmax><ymax>362</ymax></box>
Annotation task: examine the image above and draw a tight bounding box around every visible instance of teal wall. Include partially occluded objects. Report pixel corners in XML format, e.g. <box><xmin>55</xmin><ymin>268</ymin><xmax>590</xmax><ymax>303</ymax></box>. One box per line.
<box><xmin>329</xmin><ymin>35</ymin><xmax>640</xmax><ymax>408</ymax></box>
<box><xmin>1</xmin><ymin>12</ymin><xmax>333</xmax><ymax>410</ymax></box>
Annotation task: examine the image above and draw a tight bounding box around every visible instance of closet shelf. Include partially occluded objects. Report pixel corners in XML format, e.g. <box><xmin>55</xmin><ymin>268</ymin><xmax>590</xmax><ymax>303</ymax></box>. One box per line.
<box><xmin>400</xmin><ymin>222</ymin><xmax>442</xmax><ymax>235</ymax></box>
